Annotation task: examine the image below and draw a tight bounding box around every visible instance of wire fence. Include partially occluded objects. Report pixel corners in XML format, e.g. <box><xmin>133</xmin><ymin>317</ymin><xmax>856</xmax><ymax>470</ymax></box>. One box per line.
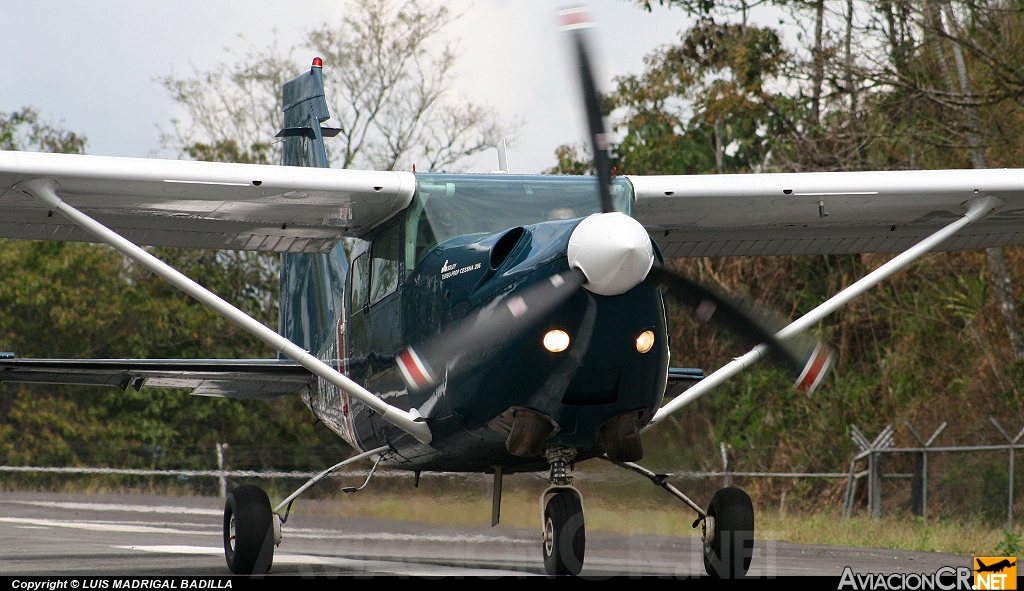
<box><xmin>3</xmin><ymin>421</ymin><xmax>1023</xmax><ymax>527</ymax></box>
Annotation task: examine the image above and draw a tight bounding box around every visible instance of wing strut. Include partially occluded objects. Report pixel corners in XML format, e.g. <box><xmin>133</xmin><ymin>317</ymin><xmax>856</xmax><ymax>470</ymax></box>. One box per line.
<box><xmin>644</xmin><ymin>194</ymin><xmax>1004</xmax><ymax>432</ymax></box>
<box><xmin>17</xmin><ymin>178</ymin><xmax>432</xmax><ymax>444</ymax></box>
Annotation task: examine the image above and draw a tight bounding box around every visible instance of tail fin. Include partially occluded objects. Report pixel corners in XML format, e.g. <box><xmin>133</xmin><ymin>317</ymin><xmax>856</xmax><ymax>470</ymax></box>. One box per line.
<box><xmin>277</xmin><ymin>58</ymin><xmax>347</xmax><ymax>358</ymax></box>
<box><xmin>276</xmin><ymin>57</ymin><xmax>342</xmax><ymax>168</ymax></box>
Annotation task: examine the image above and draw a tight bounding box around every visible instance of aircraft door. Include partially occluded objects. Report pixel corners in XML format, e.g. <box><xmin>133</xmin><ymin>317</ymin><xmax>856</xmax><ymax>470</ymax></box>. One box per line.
<box><xmin>345</xmin><ymin>247</ymin><xmax>370</xmax><ymax>383</ymax></box>
<box><xmin>364</xmin><ymin>220</ymin><xmax>404</xmax><ymax>394</ymax></box>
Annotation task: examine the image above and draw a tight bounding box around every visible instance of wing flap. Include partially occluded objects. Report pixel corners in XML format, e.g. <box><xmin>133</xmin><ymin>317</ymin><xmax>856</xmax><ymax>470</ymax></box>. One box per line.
<box><xmin>0</xmin><ymin>358</ymin><xmax>315</xmax><ymax>400</ymax></box>
<box><xmin>0</xmin><ymin>151</ymin><xmax>417</xmax><ymax>252</ymax></box>
<box><xmin>631</xmin><ymin>169</ymin><xmax>1024</xmax><ymax>257</ymax></box>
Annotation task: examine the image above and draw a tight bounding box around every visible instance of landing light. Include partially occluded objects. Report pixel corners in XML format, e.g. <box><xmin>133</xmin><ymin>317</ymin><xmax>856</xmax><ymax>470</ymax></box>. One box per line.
<box><xmin>636</xmin><ymin>330</ymin><xmax>655</xmax><ymax>354</ymax></box>
<box><xmin>543</xmin><ymin>330</ymin><xmax>571</xmax><ymax>353</ymax></box>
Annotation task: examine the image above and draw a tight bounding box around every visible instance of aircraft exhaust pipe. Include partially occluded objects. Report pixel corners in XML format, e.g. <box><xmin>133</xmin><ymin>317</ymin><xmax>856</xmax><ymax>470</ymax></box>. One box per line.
<box><xmin>505</xmin><ymin>409</ymin><xmax>556</xmax><ymax>457</ymax></box>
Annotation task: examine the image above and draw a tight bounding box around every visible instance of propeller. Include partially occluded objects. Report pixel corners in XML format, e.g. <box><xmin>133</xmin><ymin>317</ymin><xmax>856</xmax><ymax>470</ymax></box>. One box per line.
<box><xmin>555</xmin><ymin>5</ymin><xmax>834</xmax><ymax>390</ymax></box>
<box><xmin>562</xmin><ymin>7</ymin><xmax>614</xmax><ymax>214</ymax></box>
<box><xmin>394</xmin><ymin>7</ymin><xmax>834</xmax><ymax>398</ymax></box>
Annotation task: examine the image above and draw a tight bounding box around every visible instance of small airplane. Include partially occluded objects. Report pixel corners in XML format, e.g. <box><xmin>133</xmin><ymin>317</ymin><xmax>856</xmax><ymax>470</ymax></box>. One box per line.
<box><xmin>977</xmin><ymin>558</ymin><xmax>1017</xmax><ymax>573</ymax></box>
<box><xmin>3</xmin><ymin>8</ymin><xmax>1024</xmax><ymax>578</ymax></box>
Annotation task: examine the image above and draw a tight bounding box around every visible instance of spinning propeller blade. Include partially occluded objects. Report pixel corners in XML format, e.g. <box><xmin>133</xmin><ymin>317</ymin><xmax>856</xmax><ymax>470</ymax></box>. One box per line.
<box><xmin>560</xmin><ymin>6</ymin><xmax>835</xmax><ymax>392</ymax></box>
<box><xmin>558</xmin><ymin>7</ymin><xmax>614</xmax><ymax>214</ymax></box>
<box><xmin>645</xmin><ymin>264</ymin><xmax>835</xmax><ymax>391</ymax></box>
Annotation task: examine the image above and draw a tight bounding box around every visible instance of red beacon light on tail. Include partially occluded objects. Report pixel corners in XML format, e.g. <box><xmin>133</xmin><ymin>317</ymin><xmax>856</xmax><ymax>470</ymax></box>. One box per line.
<box><xmin>312</xmin><ymin>57</ymin><xmax>323</xmax><ymax>68</ymax></box>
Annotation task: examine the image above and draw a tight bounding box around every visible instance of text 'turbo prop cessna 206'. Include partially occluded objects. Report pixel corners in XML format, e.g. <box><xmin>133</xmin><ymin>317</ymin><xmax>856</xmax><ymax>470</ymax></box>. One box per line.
<box><xmin>3</xmin><ymin>8</ymin><xmax>1024</xmax><ymax>577</ymax></box>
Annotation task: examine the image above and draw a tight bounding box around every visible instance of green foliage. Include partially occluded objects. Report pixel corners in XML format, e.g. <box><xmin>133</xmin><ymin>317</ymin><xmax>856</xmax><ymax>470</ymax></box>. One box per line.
<box><xmin>0</xmin><ymin>237</ymin><xmax>345</xmax><ymax>481</ymax></box>
<box><xmin>608</xmin><ymin>0</ymin><xmax>1024</xmax><ymax>520</ymax></box>
<box><xmin>544</xmin><ymin>142</ymin><xmax>592</xmax><ymax>175</ymax></box>
<box><xmin>185</xmin><ymin>139</ymin><xmax>273</xmax><ymax>165</ymax></box>
<box><xmin>996</xmin><ymin>529</ymin><xmax>1023</xmax><ymax>558</ymax></box>
<box><xmin>609</xmin><ymin>18</ymin><xmax>798</xmax><ymax>175</ymax></box>
<box><xmin>0</xmin><ymin>107</ymin><xmax>87</xmax><ymax>153</ymax></box>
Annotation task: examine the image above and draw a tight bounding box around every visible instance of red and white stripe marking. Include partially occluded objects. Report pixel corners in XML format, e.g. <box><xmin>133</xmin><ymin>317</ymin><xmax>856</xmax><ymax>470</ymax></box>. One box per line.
<box><xmin>397</xmin><ymin>347</ymin><xmax>436</xmax><ymax>392</ymax></box>
<box><xmin>795</xmin><ymin>343</ymin><xmax>834</xmax><ymax>393</ymax></box>
<box><xmin>557</xmin><ymin>6</ymin><xmax>593</xmax><ymax>31</ymax></box>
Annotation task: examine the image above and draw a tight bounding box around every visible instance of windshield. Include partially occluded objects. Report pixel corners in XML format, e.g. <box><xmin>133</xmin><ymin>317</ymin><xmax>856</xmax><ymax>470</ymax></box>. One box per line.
<box><xmin>406</xmin><ymin>174</ymin><xmax>634</xmax><ymax>266</ymax></box>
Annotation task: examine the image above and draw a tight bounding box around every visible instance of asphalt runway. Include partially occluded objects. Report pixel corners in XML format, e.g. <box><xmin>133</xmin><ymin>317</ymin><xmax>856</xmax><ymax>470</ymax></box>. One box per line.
<box><xmin>0</xmin><ymin>491</ymin><xmax>974</xmax><ymax>579</ymax></box>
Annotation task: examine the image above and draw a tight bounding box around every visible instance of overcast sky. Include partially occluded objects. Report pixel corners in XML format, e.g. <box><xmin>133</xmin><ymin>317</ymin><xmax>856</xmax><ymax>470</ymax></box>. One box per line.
<box><xmin>0</xmin><ymin>1</ymin><xmax>693</xmax><ymax>174</ymax></box>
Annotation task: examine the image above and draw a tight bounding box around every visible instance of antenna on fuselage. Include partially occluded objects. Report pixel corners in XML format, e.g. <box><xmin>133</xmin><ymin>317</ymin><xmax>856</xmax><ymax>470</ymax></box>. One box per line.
<box><xmin>496</xmin><ymin>138</ymin><xmax>509</xmax><ymax>173</ymax></box>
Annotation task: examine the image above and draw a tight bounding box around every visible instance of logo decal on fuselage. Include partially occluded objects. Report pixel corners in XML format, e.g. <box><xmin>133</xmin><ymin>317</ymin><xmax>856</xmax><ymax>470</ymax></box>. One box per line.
<box><xmin>440</xmin><ymin>259</ymin><xmax>482</xmax><ymax>281</ymax></box>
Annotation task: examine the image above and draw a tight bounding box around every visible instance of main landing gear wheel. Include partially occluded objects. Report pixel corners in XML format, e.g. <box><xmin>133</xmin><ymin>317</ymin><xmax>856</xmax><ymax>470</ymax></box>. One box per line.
<box><xmin>224</xmin><ymin>484</ymin><xmax>276</xmax><ymax>575</ymax></box>
<box><xmin>542</xmin><ymin>490</ymin><xmax>586</xmax><ymax>576</ymax></box>
<box><xmin>702</xmin><ymin>487</ymin><xmax>755</xmax><ymax>578</ymax></box>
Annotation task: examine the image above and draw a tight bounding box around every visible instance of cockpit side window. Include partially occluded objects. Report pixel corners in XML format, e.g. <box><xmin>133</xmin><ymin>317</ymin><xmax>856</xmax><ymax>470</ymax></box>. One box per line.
<box><xmin>349</xmin><ymin>252</ymin><xmax>369</xmax><ymax>312</ymax></box>
<box><xmin>404</xmin><ymin>191</ymin><xmax>437</xmax><ymax>273</ymax></box>
<box><xmin>369</xmin><ymin>221</ymin><xmax>402</xmax><ymax>306</ymax></box>
<box><xmin>350</xmin><ymin>249</ymin><xmax>370</xmax><ymax>311</ymax></box>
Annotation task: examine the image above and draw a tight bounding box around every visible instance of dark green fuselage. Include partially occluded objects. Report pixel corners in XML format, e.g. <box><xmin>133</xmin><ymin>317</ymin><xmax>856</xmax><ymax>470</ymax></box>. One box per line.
<box><xmin>275</xmin><ymin>64</ymin><xmax>668</xmax><ymax>473</ymax></box>
<box><xmin>281</xmin><ymin>174</ymin><xmax>669</xmax><ymax>473</ymax></box>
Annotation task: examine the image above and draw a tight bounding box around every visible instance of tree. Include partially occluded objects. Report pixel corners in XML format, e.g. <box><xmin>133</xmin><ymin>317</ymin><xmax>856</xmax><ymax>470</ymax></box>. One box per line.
<box><xmin>866</xmin><ymin>0</ymin><xmax>1024</xmax><ymax>359</ymax></box>
<box><xmin>611</xmin><ymin>17</ymin><xmax>797</xmax><ymax>175</ymax></box>
<box><xmin>159</xmin><ymin>0</ymin><xmax>512</xmax><ymax>172</ymax></box>
<box><xmin>0</xmin><ymin>107</ymin><xmax>87</xmax><ymax>154</ymax></box>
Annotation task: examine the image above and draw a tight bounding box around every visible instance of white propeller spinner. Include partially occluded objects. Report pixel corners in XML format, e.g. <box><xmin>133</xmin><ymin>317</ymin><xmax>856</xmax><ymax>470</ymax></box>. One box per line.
<box><xmin>567</xmin><ymin>212</ymin><xmax>655</xmax><ymax>296</ymax></box>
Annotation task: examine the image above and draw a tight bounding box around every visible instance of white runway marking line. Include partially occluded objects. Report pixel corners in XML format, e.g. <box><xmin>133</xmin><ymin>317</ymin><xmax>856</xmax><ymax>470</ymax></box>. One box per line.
<box><xmin>282</xmin><ymin>528</ymin><xmax>530</xmax><ymax>545</ymax></box>
<box><xmin>116</xmin><ymin>545</ymin><xmax>221</xmax><ymax>555</ymax></box>
<box><xmin>0</xmin><ymin>513</ymin><xmax>529</xmax><ymax>546</ymax></box>
<box><xmin>119</xmin><ymin>546</ymin><xmax>537</xmax><ymax>577</ymax></box>
<box><xmin>3</xmin><ymin>500</ymin><xmax>220</xmax><ymax>515</ymax></box>
<box><xmin>0</xmin><ymin>516</ymin><xmax>217</xmax><ymax>536</ymax></box>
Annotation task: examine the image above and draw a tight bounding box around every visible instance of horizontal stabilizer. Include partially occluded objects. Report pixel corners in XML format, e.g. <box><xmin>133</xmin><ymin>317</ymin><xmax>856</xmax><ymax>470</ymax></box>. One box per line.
<box><xmin>275</xmin><ymin>126</ymin><xmax>343</xmax><ymax>139</ymax></box>
<box><xmin>0</xmin><ymin>357</ymin><xmax>315</xmax><ymax>400</ymax></box>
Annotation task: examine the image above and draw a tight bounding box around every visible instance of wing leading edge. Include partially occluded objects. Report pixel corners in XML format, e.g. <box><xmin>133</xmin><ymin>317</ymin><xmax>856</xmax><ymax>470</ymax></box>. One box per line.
<box><xmin>0</xmin><ymin>356</ymin><xmax>314</xmax><ymax>400</ymax></box>
<box><xmin>7</xmin><ymin>152</ymin><xmax>1024</xmax><ymax>258</ymax></box>
<box><xmin>630</xmin><ymin>168</ymin><xmax>1024</xmax><ymax>257</ymax></box>
<box><xmin>0</xmin><ymin>151</ymin><xmax>416</xmax><ymax>253</ymax></box>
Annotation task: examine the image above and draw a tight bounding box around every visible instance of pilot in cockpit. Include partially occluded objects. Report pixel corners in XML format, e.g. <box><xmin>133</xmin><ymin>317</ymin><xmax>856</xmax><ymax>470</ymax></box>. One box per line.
<box><xmin>546</xmin><ymin>207</ymin><xmax>577</xmax><ymax>221</ymax></box>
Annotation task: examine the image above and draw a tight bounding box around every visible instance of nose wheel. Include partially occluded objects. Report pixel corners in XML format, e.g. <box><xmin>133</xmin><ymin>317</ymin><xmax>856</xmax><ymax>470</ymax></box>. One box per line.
<box><xmin>542</xmin><ymin>489</ymin><xmax>586</xmax><ymax>576</ymax></box>
<box><xmin>540</xmin><ymin>448</ymin><xmax>585</xmax><ymax>576</ymax></box>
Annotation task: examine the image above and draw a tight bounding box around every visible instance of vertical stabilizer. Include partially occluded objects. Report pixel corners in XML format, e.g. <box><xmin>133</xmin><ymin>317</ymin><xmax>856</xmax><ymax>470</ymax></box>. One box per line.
<box><xmin>276</xmin><ymin>57</ymin><xmax>342</xmax><ymax>169</ymax></box>
<box><xmin>278</xmin><ymin>58</ymin><xmax>347</xmax><ymax>357</ymax></box>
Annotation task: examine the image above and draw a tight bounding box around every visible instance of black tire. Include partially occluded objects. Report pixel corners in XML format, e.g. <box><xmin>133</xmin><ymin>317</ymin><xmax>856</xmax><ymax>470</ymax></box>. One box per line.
<box><xmin>542</xmin><ymin>490</ymin><xmax>586</xmax><ymax>576</ymax></box>
<box><xmin>223</xmin><ymin>484</ymin><xmax>275</xmax><ymax>575</ymax></box>
<box><xmin>702</xmin><ymin>487</ymin><xmax>754</xmax><ymax>578</ymax></box>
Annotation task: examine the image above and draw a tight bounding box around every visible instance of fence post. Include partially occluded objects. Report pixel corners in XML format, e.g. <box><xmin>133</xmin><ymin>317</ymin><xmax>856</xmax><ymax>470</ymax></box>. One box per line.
<box><xmin>860</xmin><ymin>425</ymin><xmax>894</xmax><ymax>520</ymax></box>
<box><xmin>720</xmin><ymin>442</ymin><xmax>729</xmax><ymax>488</ymax></box>
<box><xmin>905</xmin><ymin>422</ymin><xmax>946</xmax><ymax>525</ymax></box>
<box><xmin>846</xmin><ymin>426</ymin><xmax>872</xmax><ymax>518</ymax></box>
<box><xmin>216</xmin><ymin>443</ymin><xmax>227</xmax><ymax>499</ymax></box>
<box><xmin>989</xmin><ymin>418</ymin><xmax>1024</xmax><ymax>530</ymax></box>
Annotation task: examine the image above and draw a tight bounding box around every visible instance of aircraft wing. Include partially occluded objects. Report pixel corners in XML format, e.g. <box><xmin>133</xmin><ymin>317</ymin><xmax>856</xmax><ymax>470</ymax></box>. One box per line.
<box><xmin>0</xmin><ymin>151</ymin><xmax>416</xmax><ymax>253</ymax></box>
<box><xmin>630</xmin><ymin>169</ymin><xmax>1024</xmax><ymax>257</ymax></box>
<box><xmin>0</xmin><ymin>356</ymin><xmax>314</xmax><ymax>400</ymax></box>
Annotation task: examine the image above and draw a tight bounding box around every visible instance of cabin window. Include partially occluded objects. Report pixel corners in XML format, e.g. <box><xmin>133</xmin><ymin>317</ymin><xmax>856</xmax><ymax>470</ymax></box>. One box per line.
<box><xmin>411</xmin><ymin>174</ymin><xmax>635</xmax><ymax>248</ymax></box>
<box><xmin>369</xmin><ymin>221</ymin><xmax>402</xmax><ymax>305</ymax></box>
<box><xmin>349</xmin><ymin>252</ymin><xmax>369</xmax><ymax>311</ymax></box>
